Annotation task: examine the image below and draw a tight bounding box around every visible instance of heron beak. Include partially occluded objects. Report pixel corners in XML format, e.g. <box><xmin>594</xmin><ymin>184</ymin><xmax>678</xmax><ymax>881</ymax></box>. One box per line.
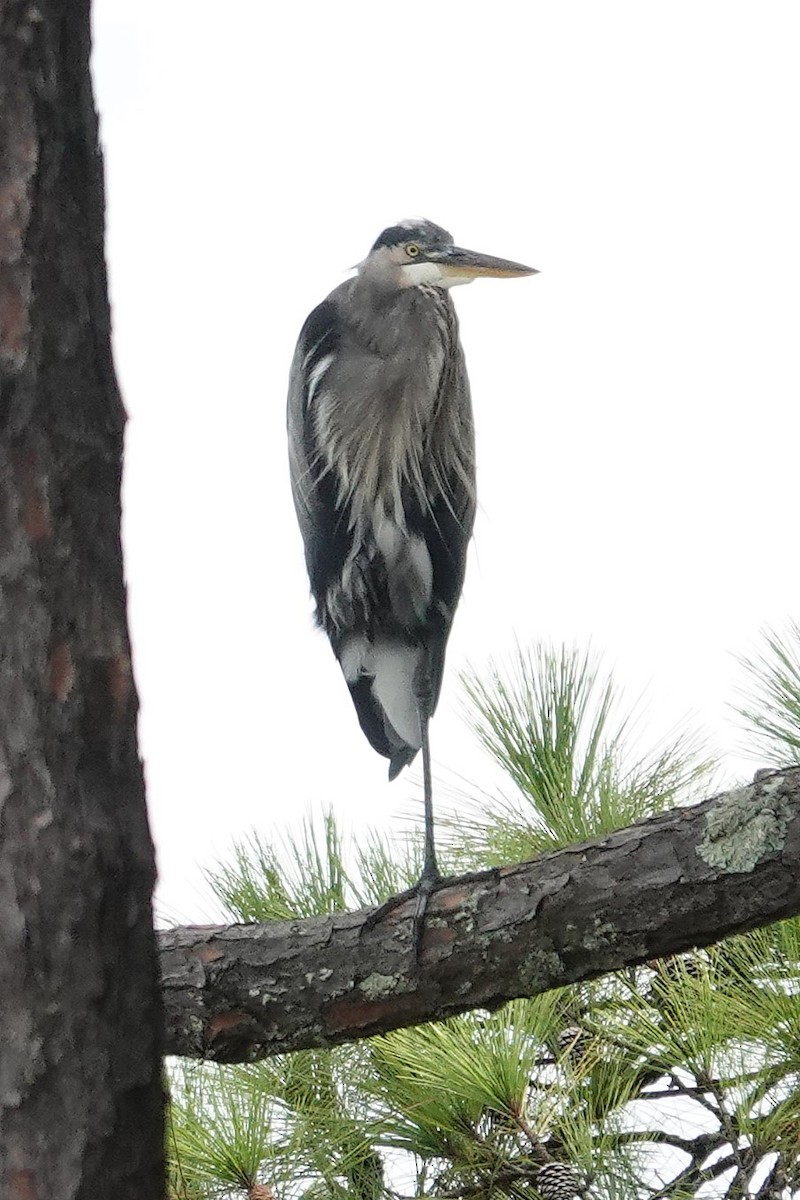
<box><xmin>434</xmin><ymin>246</ymin><xmax>539</xmax><ymax>282</ymax></box>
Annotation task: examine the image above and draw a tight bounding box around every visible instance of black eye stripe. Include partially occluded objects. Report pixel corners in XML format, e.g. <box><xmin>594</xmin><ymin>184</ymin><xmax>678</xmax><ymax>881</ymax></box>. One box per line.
<box><xmin>370</xmin><ymin>220</ymin><xmax>453</xmax><ymax>253</ymax></box>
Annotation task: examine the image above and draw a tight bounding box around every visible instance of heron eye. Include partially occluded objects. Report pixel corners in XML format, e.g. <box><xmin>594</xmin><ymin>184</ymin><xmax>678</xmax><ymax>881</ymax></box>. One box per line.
<box><xmin>405</xmin><ymin>243</ymin><xmax>421</xmax><ymax>258</ymax></box>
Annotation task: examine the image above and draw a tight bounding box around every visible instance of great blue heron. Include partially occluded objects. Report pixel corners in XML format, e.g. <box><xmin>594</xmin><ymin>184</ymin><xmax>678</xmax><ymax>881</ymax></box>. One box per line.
<box><xmin>288</xmin><ymin>218</ymin><xmax>536</xmax><ymax>939</ymax></box>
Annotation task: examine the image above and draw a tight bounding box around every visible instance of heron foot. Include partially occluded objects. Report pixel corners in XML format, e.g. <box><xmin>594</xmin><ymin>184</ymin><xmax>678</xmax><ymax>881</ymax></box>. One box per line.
<box><xmin>360</xmin><ymin>865</ymin><xmax>442</xmax><ymax>961</ymax></box>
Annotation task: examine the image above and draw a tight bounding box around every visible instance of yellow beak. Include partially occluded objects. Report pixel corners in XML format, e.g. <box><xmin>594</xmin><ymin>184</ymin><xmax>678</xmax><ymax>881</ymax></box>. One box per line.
<box><xmin>433</xmin><ymin>246</ymin><xmax>538</xmax><ymax>282</ymax></box>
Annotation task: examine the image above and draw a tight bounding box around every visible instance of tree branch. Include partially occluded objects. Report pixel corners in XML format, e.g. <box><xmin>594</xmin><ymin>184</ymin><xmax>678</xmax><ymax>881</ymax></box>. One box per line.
<box><xmin>601</xmin><ymin>1129</ymin><xmax>723</xmax><ymax>1158</ymax></box>
<box><xmin>648</xmin><ymin>1150</ymin><xmax>743</xmax><ymax>1200</ymax></box>
<box><xmin>161</xmin><ymin>767</ymin><xmax>800</xmax><ymax>1062</ymax></box>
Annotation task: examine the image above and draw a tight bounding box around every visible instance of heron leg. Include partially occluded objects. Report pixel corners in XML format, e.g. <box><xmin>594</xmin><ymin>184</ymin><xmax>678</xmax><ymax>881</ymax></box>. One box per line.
<box><xmin>360</xmin><ymin>713</ymin><xmax>441</xmax><ymax>960</ymax></box>
<box><xmin>420</xmin><ymin>713</ymin><xmax>439</xmax><ymax>881</ymax></box>
<box><xmin>404</xmin><ymin>713</ymin><xmax>441</xmax><ymax>954</ymax></box>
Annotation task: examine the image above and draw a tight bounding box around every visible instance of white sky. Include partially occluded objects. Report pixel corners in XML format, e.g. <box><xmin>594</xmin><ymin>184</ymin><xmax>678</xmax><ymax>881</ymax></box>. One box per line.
<box><xmin>91</xmin><ymin>1</ymin><xmax>800</xmax><ymax>921</ymax></box>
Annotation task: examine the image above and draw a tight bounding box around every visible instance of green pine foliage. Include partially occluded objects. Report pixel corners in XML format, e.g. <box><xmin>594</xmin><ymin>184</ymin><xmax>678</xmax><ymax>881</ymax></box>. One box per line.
<box><xmin>453</xmin><ymin>644</ymin><xmax>712</xmax><ymax>865</ymax></box>
<box><xmin>736</xmin><ymin>621</ymin><xmax>800</xmax><ymax>765</ymax></box>
<box><xmin>168</xmin><ymin>636</ymin><xmax>800</xmax><ymax>1200</ymax></box>
<box><xmin>206</xmin><ymin>810</ymin><xmax>437</xmax><ymax>921</ymax></box>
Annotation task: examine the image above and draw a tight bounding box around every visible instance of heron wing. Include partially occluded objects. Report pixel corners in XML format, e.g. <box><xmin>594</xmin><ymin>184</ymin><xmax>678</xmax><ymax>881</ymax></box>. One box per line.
<box><xmin>287</xmin><ymin>295</ymin><xmax>352</xmax><ymax>613</ymax></box>
<box><xmin>289</xmin><ymin>297</ymin><xmax>407</xmax><ymax>763</ymax></box>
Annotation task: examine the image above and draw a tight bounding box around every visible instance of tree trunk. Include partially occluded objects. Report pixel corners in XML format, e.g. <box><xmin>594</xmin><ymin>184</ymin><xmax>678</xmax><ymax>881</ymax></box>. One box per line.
<box><xmin>0</xmin><ymin>3</ymin><xmax>163</xmax><ymax>1194</ymax></box>
<box><xmin>161</xmin><ymin>766</ymin><xmax>800</xmax><ymax>1062</ymax></box>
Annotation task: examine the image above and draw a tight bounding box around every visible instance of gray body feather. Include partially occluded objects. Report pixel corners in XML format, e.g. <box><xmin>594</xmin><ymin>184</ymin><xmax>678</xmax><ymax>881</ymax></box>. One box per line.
<box><xmin>288</xmin><ymin>267</ymin><xmax>476</xmax><ymax>777</ymax></box>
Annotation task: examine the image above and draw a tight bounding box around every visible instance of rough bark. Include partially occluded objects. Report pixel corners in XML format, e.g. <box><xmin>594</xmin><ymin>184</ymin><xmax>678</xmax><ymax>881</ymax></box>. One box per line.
<box><xmin>161</xmin><ymin>767</ymin><xmax>800</xmax><ymax>1062</ymax></box>
<box><xmin>0</xmin><ymin>3</ymin><xmax>163</xmax><ymax>1195</ymax></box>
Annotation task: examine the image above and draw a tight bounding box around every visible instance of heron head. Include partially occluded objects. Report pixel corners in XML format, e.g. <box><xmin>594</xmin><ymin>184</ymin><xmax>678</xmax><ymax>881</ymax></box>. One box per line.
<box><xmin>361</xmin><ymin>218</ymin><xmax>538</xmax><ymax>289</ymax></box>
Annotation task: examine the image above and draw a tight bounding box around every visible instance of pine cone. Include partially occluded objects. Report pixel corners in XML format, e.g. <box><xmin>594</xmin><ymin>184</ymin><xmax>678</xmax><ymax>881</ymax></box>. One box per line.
<box><xmin>248</xmin><ymin>1185</ymin><xmax>274</xmax><ymax>1200</ymax></box>
<box><xmin>536</xmin><ymin>1162</ymin><xmax>582</xmax><ymax>1200</ymax></box>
